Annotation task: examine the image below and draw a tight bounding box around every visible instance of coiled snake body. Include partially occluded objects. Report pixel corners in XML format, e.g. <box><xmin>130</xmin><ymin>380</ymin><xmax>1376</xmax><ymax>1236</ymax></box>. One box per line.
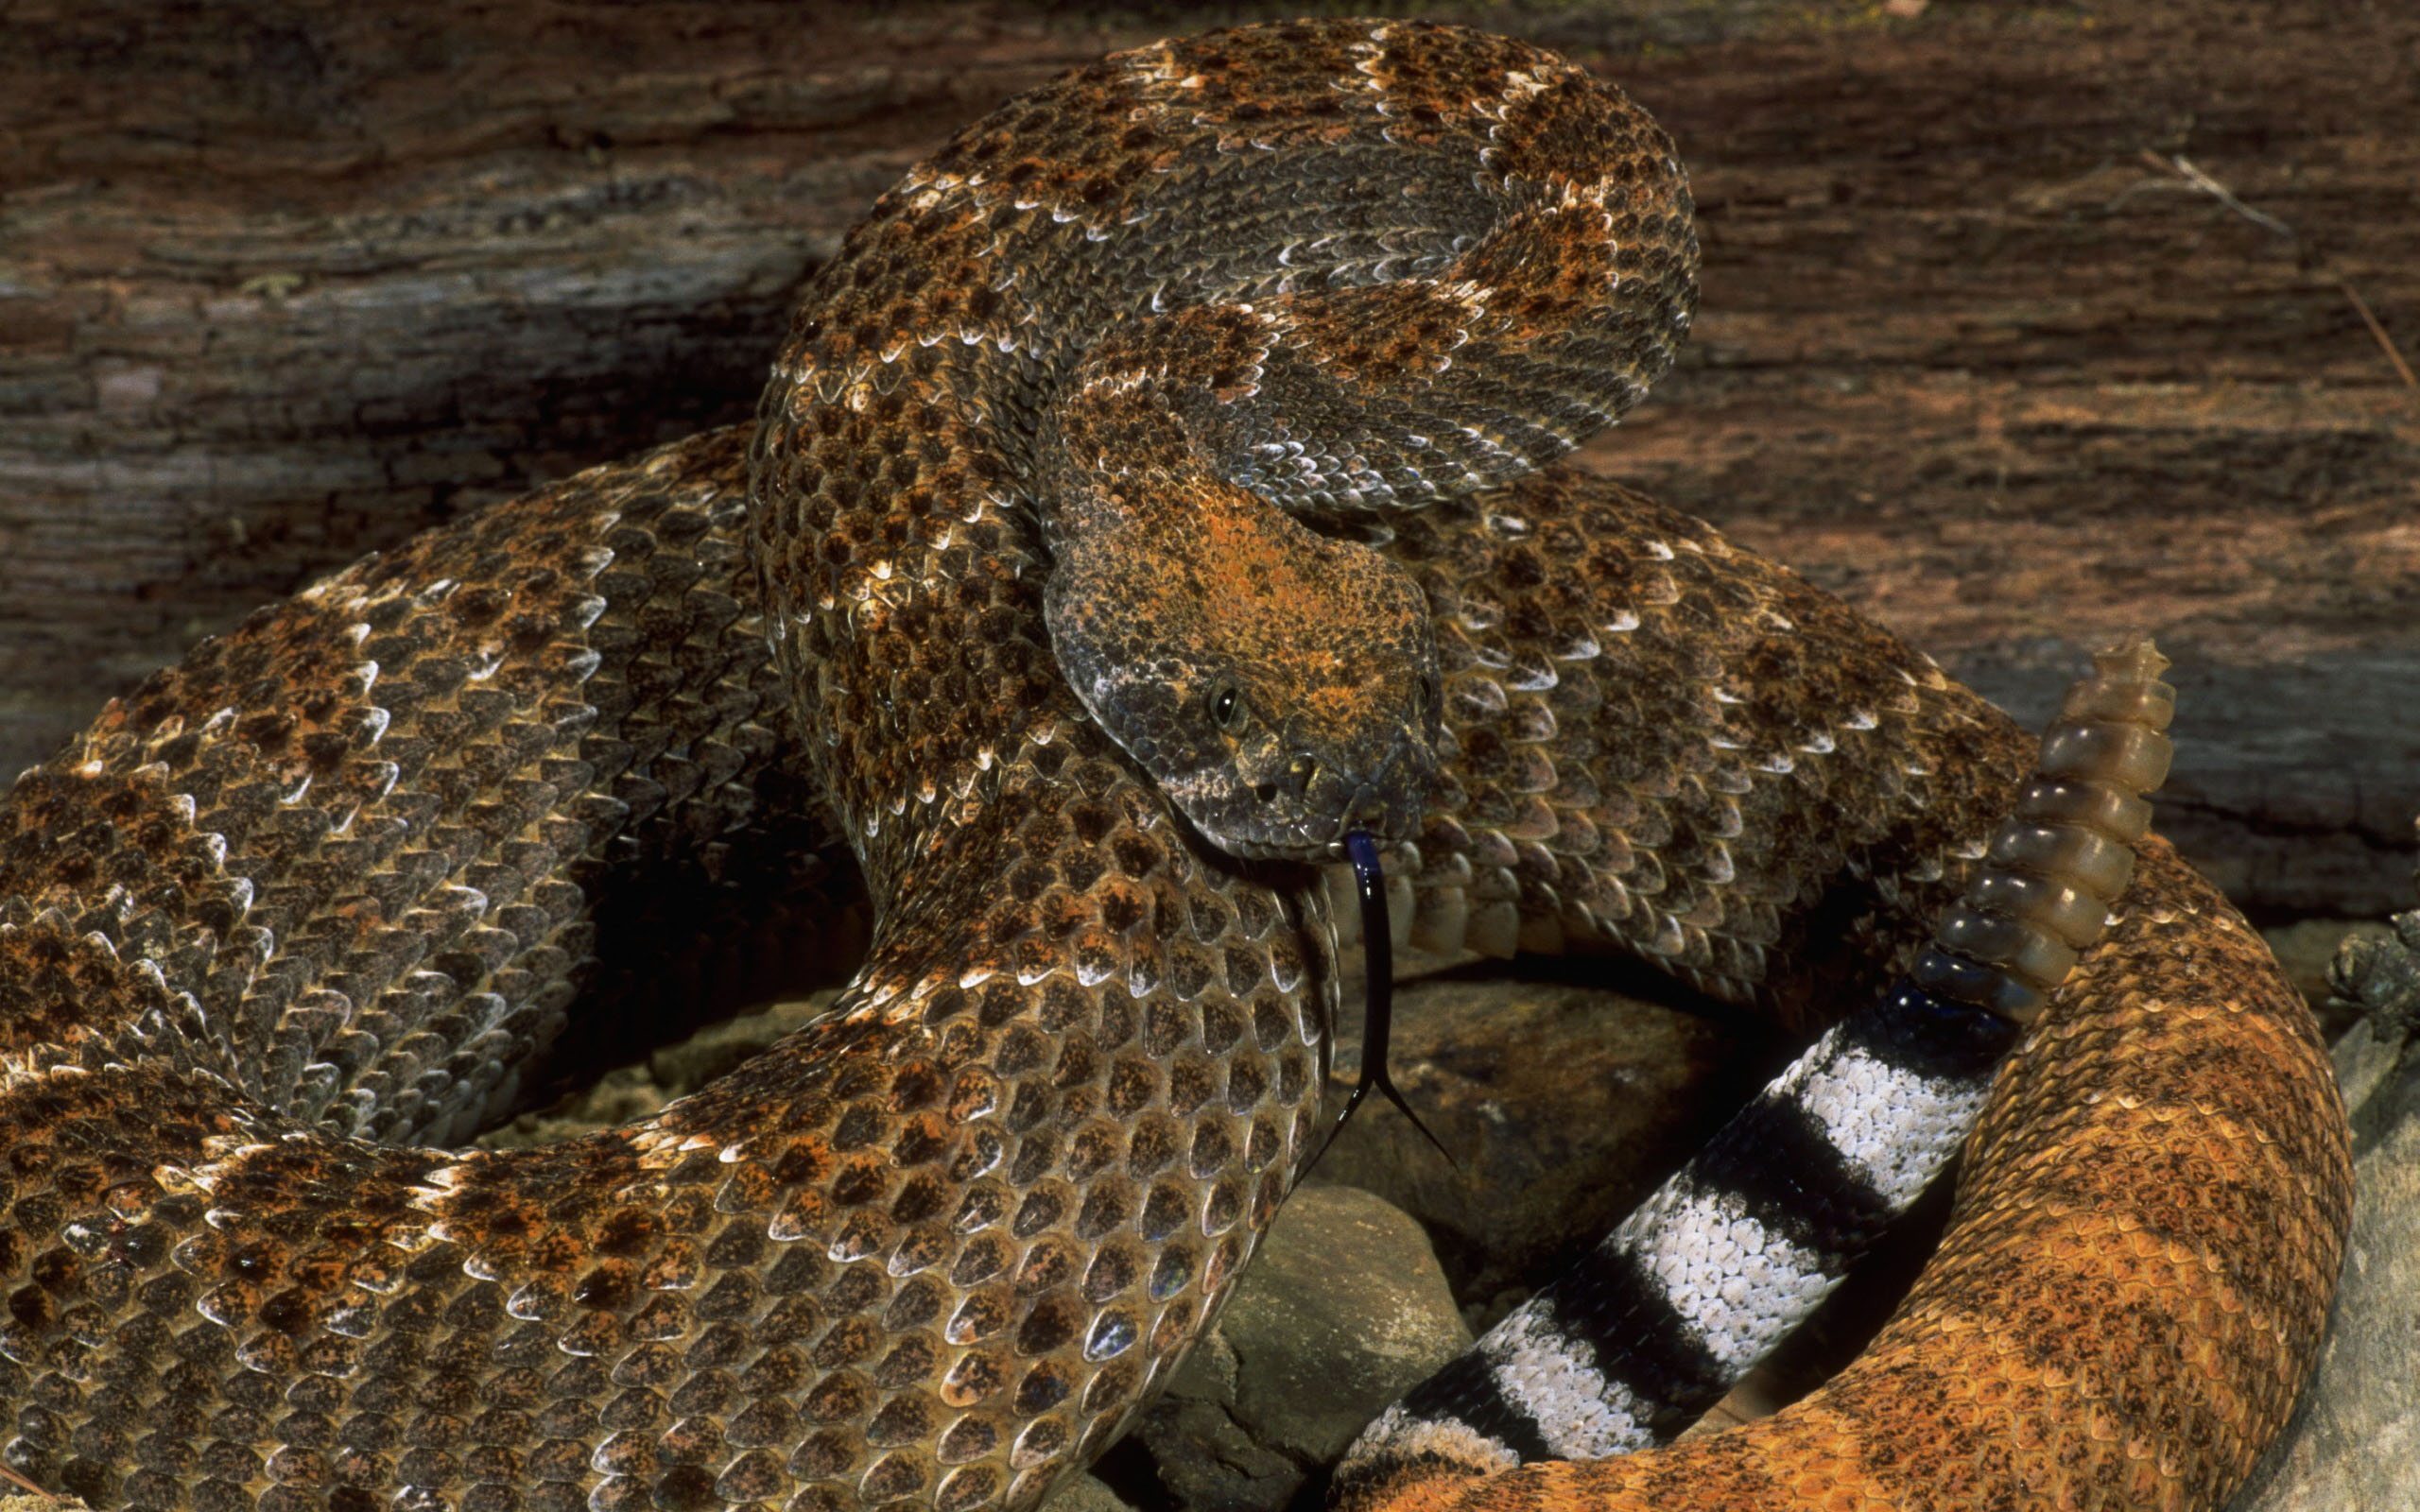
<box><xmin>0</xmin><ymin>20</ymin><xmax>2349</xmax><ymax>1512</ymax></box>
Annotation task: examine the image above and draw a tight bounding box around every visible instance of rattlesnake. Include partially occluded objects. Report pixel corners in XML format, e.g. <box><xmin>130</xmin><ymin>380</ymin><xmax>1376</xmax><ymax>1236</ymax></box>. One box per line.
<box><xmin>0</xmin><ymin>18</ymin><xmax>2348</xmax><ymax>1512</ymax></box>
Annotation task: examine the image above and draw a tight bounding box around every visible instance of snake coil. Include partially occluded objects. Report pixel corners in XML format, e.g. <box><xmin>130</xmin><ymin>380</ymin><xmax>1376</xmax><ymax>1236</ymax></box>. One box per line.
<box><xmin>0</xmin><ymin>20</ymin><xmax>2348</xmax><ymax>1512</ymax></box>
<box><xmin>1340</xmin><ymin>640</ymin><xmax>2187</xmax><ymax>1487</ymax></box>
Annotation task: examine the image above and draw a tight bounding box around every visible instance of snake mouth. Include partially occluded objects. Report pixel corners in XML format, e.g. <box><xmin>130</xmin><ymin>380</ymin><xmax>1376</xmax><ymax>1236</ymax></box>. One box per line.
<box><xmin>1320</xmin><ymin>774</ymin><xmax>1412</xmax><ymax>860</ymax></box>
<box><xmin>1219</xmin><ymin>730</ymin><xmax>1423</xmax><ymax>861</ymax></box>
<box><xmin>1179</xmin><ymin>765</ymin><xmax>1427</xmax><ymax>864</ymax></box>
<box><xmin>1321</xmin><ymin>731</ymin><xmax>1430</xmax><ymax>853</ymax></box>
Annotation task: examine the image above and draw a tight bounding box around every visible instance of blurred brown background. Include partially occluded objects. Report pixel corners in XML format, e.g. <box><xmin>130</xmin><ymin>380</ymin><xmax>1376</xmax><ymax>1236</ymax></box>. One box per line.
<box><xmin>4</xmin><ymin>0</ymin><xmax>2414</xmax><ymax>919</ymax></box>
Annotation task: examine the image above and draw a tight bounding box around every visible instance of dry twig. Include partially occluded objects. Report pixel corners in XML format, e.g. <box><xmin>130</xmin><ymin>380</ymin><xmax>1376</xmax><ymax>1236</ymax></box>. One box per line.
<box><xmin>2140</xmin><ymin>149</ymin><xmax>2416</xmax><ymax>391</ymax></box>
<box><xmin>0</xmin><ymin>1461</ymin><xmax>61</xmax><ymax>1502</ymax></box>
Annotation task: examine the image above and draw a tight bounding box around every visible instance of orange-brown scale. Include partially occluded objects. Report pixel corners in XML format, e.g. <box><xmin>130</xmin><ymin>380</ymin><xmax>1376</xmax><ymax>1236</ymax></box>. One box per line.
<box><xmin>1039</xmin><ymin>455</ymin><xmax>1441</xmax><ymax>853</ymax></box>
<box><xmin>827</xmin><ymin>19</ymin><xmax>1699</xmax><ymax>862</ymax></box>
<box><xmin>0</xmin><ymin>19</ymin><xmax>2349</xmax><ymax>1512</ymax></box>
<box><xmin>1337</xmin><ymin>472</ymin><xmax>2348</xmax><ymax>1512</ymax></box>
<box><xmin>0</xmin><ymin>405</ymin><xmax>2350</xmax><ymax>1512</ymax></box>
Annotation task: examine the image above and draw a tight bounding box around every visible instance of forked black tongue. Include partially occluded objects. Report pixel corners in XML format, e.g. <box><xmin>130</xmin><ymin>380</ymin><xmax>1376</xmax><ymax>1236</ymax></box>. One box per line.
<box><xmin>1303</xmin><ymin>830</ymin><xmax>1456</xmax><ymax>1178</ymax></box>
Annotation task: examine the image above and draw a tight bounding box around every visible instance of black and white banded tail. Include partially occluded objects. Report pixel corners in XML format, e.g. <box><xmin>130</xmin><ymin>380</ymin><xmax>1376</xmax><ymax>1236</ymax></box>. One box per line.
<box><xmin>1340</xmin><ymin>640</ymin><xmax>2177</xmax><ymax>1482</ymax></box>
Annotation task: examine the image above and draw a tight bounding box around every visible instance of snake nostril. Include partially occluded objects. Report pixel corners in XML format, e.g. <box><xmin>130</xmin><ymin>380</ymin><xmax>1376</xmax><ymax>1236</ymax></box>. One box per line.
<box><xmin>1253</xmin><ymin>781</ymin><xmax>1278</xmax><ymax>804</ymax></box>
<box><xmin>1287</xmin><ymin>753</ymin><xmax>1321</xmax><ymax>799</ymax></box>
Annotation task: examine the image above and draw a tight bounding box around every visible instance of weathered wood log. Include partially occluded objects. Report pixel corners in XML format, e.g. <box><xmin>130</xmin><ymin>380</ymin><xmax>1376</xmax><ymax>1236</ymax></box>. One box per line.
<box><xmin>4</xmin><ymin>0</ymin><xmax>2413</xmax><ymax>913</ymax></box>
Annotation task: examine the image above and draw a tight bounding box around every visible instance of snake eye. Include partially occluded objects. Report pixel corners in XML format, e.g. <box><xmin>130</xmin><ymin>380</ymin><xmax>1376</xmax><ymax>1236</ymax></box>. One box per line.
<box><xmin>1209</xmin><ymin>681</ymin><xmax>1246</xmax><ymax>733</ymax></box>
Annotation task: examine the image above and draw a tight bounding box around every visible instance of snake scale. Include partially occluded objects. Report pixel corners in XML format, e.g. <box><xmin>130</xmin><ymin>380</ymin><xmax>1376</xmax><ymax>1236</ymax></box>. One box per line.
<box><xmin>0</xmin><ymin>18</ymin><xmax>2350</xmax><ymax>1512</ymax></box>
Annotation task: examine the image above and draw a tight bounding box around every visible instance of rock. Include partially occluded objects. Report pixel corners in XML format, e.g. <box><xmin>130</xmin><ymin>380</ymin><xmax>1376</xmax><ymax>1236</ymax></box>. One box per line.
<box><xmin>473</xmin><ymin>989</ymin><xmax>843</xmax><ymax>1149</ymax></box>
<box><xmin>1306</xmin><ymin>973</ymin><xmax>1761</xmax><ymax>1296</ymax></box>
<box><xmin>1132</xmin><ymin>1392</ymin><xmax>1305</xmax><ymax>1512</ymax></box>
<box><xmin>2234</xmin><ymin>908</ymin><xmax>2420</xmax><ymax>1511</ymax></box>
<box><xmin>1132</xmin><ymin>1185</ymin><xmax>1471</xmax><ymax>1511</ymax></box>
<box><xmin>643</xmin><ymin>988</ymin><xmax>843</xmax><ymax>1095</ymax></box>
<box><xmin>474</xmin><ymin>1063</ymin><xmax>666</xmax><ymax>1149</ymax></box>
<box><xmin>1040</xmin><ymin>1473</ymin><xmax>1137</xmax><ymax>1512</ymax></box>
<box><xmin>2261</xmin><ymin>918</ymin><xmax>2394</xmax><ymax>1043</ymax></box>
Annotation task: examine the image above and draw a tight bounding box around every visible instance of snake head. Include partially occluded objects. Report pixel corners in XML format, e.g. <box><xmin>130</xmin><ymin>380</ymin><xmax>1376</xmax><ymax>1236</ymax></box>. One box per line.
<box><xmin>1043</xmin><ymin>492</ymin><xmax>1441</xmax><ymax>862</ymax></box>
